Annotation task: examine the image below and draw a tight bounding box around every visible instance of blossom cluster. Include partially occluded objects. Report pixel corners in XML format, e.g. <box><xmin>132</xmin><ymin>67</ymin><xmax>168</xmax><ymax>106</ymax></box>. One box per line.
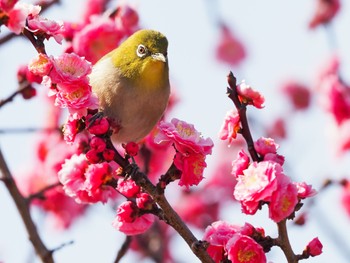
<box><xmin>0</xmin><ymin>1</ymin><xmax>64</xmax><ymax>44</ymax></box>
<box><xmin>155</xmin><ymin>118</ymin><xmax>214</xmax><ymax>188</ymax></box>
<box><xmin>203</xmin><ymin>221</ymin><xmax>267</xmax><ymax>263</ymax></box>
<box><xmin>231</xmin><ymin>138</ymin><xmax>316</xmax><ymax>222</ymax></box>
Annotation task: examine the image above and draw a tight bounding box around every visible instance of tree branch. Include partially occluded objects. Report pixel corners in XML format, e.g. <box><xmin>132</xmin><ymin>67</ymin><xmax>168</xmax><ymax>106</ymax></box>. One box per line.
<box><xmin>276</xmin><ymin>219</ymin><xmax>298</xmax><ymax>263</ymax></box>
<box><xmin>226</xmin><ymin>72</ymin><xmax>261</xmax><ymax>162</ymax></box>
<box><xmin>0</xmin><ymin>148</ymin><xmax>54</xmax><ymax>263</ymax></box>
<box><xmin>109</xmin><ymin>144</ymin><xmax>214</xmax><ymax>263</ymax></box>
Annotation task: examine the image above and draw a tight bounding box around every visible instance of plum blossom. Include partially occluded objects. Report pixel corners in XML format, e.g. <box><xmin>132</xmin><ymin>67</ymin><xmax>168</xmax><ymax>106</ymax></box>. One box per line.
<box><xmin>155</xmin><ymin>118</ymin><xmax>214</xmax><ymax>188</ymax></box>
<box><xmin>112</xmin><ymin>201</ymin><xmax>154</xmax><ymax>235</ymax></box>
<box><xmin>27</xmin><ymin>15</ymin><xmax>64</xmax><ymax>44</ymax></box>
<box><xmin>236</xmin><ymin>80</ymin><xmax>265</xmax><ymax>108</ymax></box>
<box><xmin>234</xmin><ymin>161</ymin><xmax>280</xmax><ymax>205</ymax></box>
<box><xmin>156</xmin><ymin>118</ymin><xmax>213</xmax><ymax>155</ymax></box>
<box><xmin>72</xmin><ymin>16</ymin><xmax>125</xmax><ymax>64</ymax></box>
<box><xmin>28</xmin><ymin>53</ymin><xmax>52</xmax><ymax>77</ymax></box>
<box><xmin>49</xmin><ymin>53</ymin><xmax>92</xmax><ymax>84</ymax></box>
<box><xmin>309</xmin><ymin>0</ymin><xmax>340</xmax><ymax>29</ymax></box>
<box><xmin>174</xmin><ymin>152</ymin><xmax>207</xmax><ymax>188</ymax></box>
<box><xmin>215</xmin><ymin>24</ymin><xmax>245</xmax><ymax>66</ymax></box>
<box><xmin>58</xmin><ymin>154</ymin><xmax>118</xmax><ymax>204</ymax></box>
<box><xmin>281</xmin><ymin>81</ymin><xmax>311</xmax><ymax>110</ymax></box>
<box><xmin>254</xmin><ymin>137</ymin><xmax>279</xmax><ymax>156</ymax></box>
<box><xmin>219</xmin><ymin>109</ymin><xmax>241</xmax><ymax>144</ymax></box>
<box><xmin>5</xmin><ymin>2</ymin><xmax>41</xmax><ymax>34</ymax></box>
<box><xmin>231</xmin><ymin>149</ymin><xmax>250</xmax><ymax>178</ymax></box>
<box><xmin>226</xmin><ymin>234</ymin><xmax>266</xmax><ymax>263</ymax></box>
<box><xmin>295</xmin><ymin>182</ymin><xmax>317</xmax><ymax>199</ymax></box>
<box><xmin>268</xmin><ymin>174</ymin><xmax>299</xmax><ymax>222</ymax></box>
<box><xmin>203</xmin><ymin>221</ymin><xmax>240</xmax><ymax>262</ymax></box>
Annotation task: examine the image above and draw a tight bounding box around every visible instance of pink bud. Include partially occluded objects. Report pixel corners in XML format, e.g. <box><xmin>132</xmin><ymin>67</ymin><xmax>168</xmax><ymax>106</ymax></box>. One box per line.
<box><xmin>86</xmin><ymin>149</ymin><xmax>101</xmax><ymax>163</ymax></box>
<box><xmin>123</xmin><ymin>142</ymin><xmax>139</xmax><ymax>156</ymax></box>
<box><xmin>306</xmin><ymin>237</ymin><xmax>323</xmax><ymax>256</ymax></box>
<box><xmin>89</xmin><ymin>136</ymin><xmax>106</xmax><ymax>152</ymax></box>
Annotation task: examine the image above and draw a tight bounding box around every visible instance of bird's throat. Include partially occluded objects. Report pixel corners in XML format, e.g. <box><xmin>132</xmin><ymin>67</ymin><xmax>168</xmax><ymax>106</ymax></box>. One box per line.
<box><xmin>137</xmin><ymin>60</ymin><xmax>168</xmax><ymax>91</ymax></box>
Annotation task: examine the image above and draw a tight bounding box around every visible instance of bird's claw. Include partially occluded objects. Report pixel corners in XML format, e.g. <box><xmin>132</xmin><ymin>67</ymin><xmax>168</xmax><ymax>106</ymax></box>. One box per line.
<box><xmin>86</xmin><ymin>111</ymin><xmax>104</xmax><ymax>129</ymax></box>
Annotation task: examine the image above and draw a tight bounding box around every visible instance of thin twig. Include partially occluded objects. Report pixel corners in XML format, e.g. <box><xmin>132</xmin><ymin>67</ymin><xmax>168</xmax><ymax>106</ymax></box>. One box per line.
<box><xmin>0</xmin><ymin>82</ymin><xmax>30</xmax><ymax>109</ymax></box>
<box><xmin>226</xmin><ymin>72</ymin><xmax>260</xmax><ymax>162</ymax></box>
<box><xmin>27</xmin><ymin>182</ymin><xmax>62</xmax><ymax>203</ymax></box>
<box><xmin>0</xmin><ymin>148</ymin><xmax>54</xmax><ymax>263</ymax></box>
<box><xmin>114</xmin><ymin>236</ymin><xmax>132</xmax><ymax>263</ymax></box>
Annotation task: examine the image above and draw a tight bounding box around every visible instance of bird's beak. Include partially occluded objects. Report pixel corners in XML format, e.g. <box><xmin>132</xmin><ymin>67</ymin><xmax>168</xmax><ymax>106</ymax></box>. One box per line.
<box><xmin>151</xmin><ymin>53</ymin><xmax>167</xmax><ymax>63</ymax></box>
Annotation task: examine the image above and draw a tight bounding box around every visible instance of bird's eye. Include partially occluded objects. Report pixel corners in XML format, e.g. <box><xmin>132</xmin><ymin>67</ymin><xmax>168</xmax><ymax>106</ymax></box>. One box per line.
<box><xmin>136</xmin><ymin>44</ymin><xmax>147</xmax><ymax>57</ymax></box>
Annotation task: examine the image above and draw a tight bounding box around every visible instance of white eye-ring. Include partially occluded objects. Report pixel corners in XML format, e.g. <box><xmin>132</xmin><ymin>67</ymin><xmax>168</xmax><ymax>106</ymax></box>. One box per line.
<box><xmin>136</xmin><ymin>44</ymin><xmax>148</xmax><ymax>57</ymax></box>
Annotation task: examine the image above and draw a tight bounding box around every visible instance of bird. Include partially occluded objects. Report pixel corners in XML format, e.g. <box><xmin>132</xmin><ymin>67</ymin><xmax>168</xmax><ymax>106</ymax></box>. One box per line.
<box><xmin>89</xmin><ymin>29</ymin><xmax>170</xmax><ymax>143</ymax></box>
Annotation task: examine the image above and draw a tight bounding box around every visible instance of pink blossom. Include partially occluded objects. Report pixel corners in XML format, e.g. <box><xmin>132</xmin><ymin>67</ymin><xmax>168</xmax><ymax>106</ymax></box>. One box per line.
<box><xmin>237</xmin><ymin>80</ymin><xmax>265</xmax><ymax>109</ymax></box>
<box><xmin>306</xmin><ymin>237</ymin><xmax>323</xmax><ymax>256</ymax></box>
<box><xmin>219</xmin><ymin>109</ymin><xmax>241</xmax><ymax>144</ymax></box>
<box><xmin>6</xmin><ymin>2</ymin><xmax>40</xmax><ymax>34</ymax></box>
<box><xmin>28</xmin><ymin>53</ymin><xmax>52</xmax><ymax>77</ymax></box>
<box><xmin>281</xmin><ymin>81</ymin><xmax>311</xmax><ymax>110</ymax></box>
<box><xmin>115</xmin><ymin>4</ymin><xmax>139</xmax><ymax>33</ymax></box>
<box><xmin>17</xmin><ymin>64</ymin><xmax>42</xmax><ymax>84</ymax></box>
<box><xmin>72</xmin><ymin>16</ymin><xmax>125</xmax><ymax>64</ymax></box>
<box><xmin>54</xmin><ymin>82</ymin><xmax>98</xmax><ymax>116</ymax></box>
<box><xmin>155</xmin><ymin>118</ymin><xmax>214</xmax><ymax>155</ymax></box>
<box><xmin>27</xmin><ymin>15</ymin><xmax>64</xmax><ymax>44</ymax></box>
<box><xmin>0</xmin><ymin>0</ymin><xmax>18</xmax><ymax>12</ymax></box>
<box><xmin>341</xmin><ymin>180</ymin><xmax>350</xmax><ymax>216</ymax></box>
<box><xmin>112</xmin><ymin>201</ymin><xmax>154</xmax><ymax>235</ymax></box>
<box><xmin>263</xmin><ymin>153</ymin><xmax>284</xmax><ymax>166</ymax></box>
<box><xmin>269</xmin><ymin>174</ymin><xmax>298</xmax><ymax>222</ymax></box>
<box><xmin>266</xmin><ymin>118</ymin><xmax>287</xmax><ymax>140</ymax></box>
<box><xmin>136</xmin><ymin>192</ymin><xmax>153</xmax><ymax>210</ymax></box>
<box><xmin>325</xmin><ymin>76</ymin><xmax>350</xmax><ymax>125</ymax></box>
<box><xmin>81</xmin><ymin>0</ymin><xmax>108</xmax><ymax>22</ymax></box>
<box><xmin>176</xmin><ymin>191</ymin><xmax>219</xmax><ymax>229</ymax></box>
<box><xmin>63</xmin><ymin>114</ymin><xmax>82</xmax><ymax>143</ymax></box>
<box><xmin>254</xmin><ymin>137</ymin><xmax>278</xmax><ymax>156</ymax></box>
<box><xmin>234</xmin><ymin>161</ymin><xmax>281</xmax><ymax>205</ymax></box>
<box><xmin>49</xmin><ymin>53</ymin><xmax>92</xmax><ymax>84</ymax></box>
<box><xmin>295</xmin><ymin>182</ymin><xmax>317</xmax><ymax>199</ymax></box>
<box><xmin>84</xmin><ymin>162</ymin><xmax>116</xmax><ymax>203</ymax></box>
<box><xmin>117</xmin><ymin>179</ymin><xmax>140</xmax><ymax>198</ymax></box>
<box><xmin>226</xmin><ymin>234</ymin><xmax>266</xmax><ymax>263</ymax></box>
<box><xmin>174</xmin><ymin>152</ymin><xmax>207</xmax><ymax>188</ymax></box>
<box><xmin>337</xmin><ymin>120</ymin><xmax>350</xmax><ymax>154</ymax></box>
<box><xmin>309</xmin><ymin>0</ymin><xmax>340</xmax><ymax>29</ymax></box>
<box><xmin>215</xmin><ymin>24</ymin><xmax>245</xmax><ymax>66</ymax></box>
<box><xmin>231</xmin><ymin>149</ymin><xmax>250</xmax><ymax>178</ymax></box>
<box><xmin>241</xmin><ymin>200</ymin><xmax>260</xmax><ymax>215</ymax></box>
<box><xmin>203</xmin><ymin>221</ymin><xmax>240</xmax><ymax>262</ymax></box>
<box><xmin>58</xmin><ymin>153</ymin><xmax>88</xmax><ymax>201</ymax></box>
<box><xmin>114</xmin><ymin>201</ymin><xmax>137</xmax><ymax>223</ymax></box>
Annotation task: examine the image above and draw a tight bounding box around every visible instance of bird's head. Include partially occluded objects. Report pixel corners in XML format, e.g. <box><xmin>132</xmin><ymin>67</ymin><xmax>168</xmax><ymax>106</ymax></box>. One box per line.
<box><xmin>109</xmin><ymin>29</ymin><xmax>169</xmax><ymax>89</ymax></box>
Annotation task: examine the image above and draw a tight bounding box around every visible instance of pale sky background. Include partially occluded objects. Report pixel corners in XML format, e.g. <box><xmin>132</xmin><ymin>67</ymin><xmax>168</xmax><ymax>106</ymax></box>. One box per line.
<box><xmin>1</xmin><ymin>0</ymin><xmax>350</xmax><ymax>262</ymax></box>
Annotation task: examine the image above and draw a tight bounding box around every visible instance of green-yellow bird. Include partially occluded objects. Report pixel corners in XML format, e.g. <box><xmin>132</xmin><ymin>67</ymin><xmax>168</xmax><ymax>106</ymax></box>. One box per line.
<box><xmin>89</xmin><ymin>29</ymin><xmax>170</xmax><ymax>143</ymax></box>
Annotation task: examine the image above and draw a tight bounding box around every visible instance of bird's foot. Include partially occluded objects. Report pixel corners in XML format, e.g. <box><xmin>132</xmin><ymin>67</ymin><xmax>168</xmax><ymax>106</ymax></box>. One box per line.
<box><xmin>86</xmin><ymin>111</ymin><xmax>104</xmax><ymax>129</ymax></box>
